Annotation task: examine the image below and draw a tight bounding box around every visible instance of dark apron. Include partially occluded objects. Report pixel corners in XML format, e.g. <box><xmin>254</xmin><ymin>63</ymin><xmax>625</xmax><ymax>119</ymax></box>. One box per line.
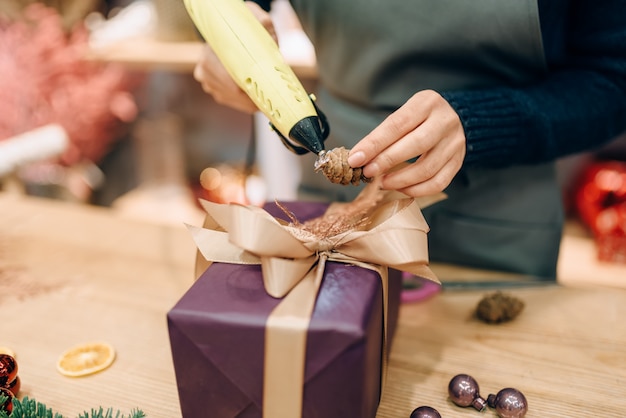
<box><xmin>290</xmin><ymin>0</ymin><xmax>562</xmax><ymax>279</ymax></box>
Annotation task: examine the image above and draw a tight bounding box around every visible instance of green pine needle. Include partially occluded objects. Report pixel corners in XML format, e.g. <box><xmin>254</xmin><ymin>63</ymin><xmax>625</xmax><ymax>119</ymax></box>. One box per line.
<box><xmin>4</xmin><ymin>396</ymin><xmax>62</xmax><ymax>418</ymax></box>
<box><xmin>0</xmin><ymin>395</ymin><xmax>144</xmax><ymax>418</ymax></box>
<box><xmin>76</xmin><ymin>407</ymin><xmax>145</xmax><ymax>418</ymax></box>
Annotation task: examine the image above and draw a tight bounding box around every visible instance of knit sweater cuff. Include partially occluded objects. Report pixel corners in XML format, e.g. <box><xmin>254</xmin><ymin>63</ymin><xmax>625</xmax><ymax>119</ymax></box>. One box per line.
<box><xmin>441</xmin><ymin>90</ymin><xmax>532</xmax><ymax>168</ymax></box>
<box><xmin>245</xmin><ymin>0</ymin><xmax>271</xmax><ymax>12</ymax></box>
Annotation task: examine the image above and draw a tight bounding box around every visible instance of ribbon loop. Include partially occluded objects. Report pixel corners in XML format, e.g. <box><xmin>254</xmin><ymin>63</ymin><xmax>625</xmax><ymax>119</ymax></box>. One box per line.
<box><xmin>261</xmin><ymin>255</ymin><xmax>318</xmax><ymax>298</ymax></box>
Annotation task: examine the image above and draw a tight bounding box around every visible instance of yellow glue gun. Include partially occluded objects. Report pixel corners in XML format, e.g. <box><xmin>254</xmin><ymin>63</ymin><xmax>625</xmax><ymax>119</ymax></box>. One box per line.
<box><xmin>183</xmin><ymin>0</ymin><xmax>329</xmax><ymax>155</ymax></box>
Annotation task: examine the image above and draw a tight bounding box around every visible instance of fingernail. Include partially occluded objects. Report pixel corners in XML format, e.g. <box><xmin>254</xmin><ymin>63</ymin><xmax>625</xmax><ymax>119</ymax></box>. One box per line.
<box><xmin>363</xmin><ymin>162</ymin><xmax>379</xmax><ymax>178</ymax></box>
<box><xmin>348</xmin><ymin>151</ymin><xmax>365</xmax><ymax>167</ymax></box>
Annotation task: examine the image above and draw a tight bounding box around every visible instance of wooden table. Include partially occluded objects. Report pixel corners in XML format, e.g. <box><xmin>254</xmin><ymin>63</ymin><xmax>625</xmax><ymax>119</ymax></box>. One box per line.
<box><xmin>1</xmin><ymin>192</ymin><xmax>625</xmax><ymax>417</ymax></box>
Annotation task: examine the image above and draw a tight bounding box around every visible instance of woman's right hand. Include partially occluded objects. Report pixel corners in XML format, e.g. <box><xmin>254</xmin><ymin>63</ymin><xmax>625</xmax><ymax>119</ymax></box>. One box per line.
<box><xmin>193</xmin><ymin>2</ymin><xmax>277</xmax><ymax>114</ymax></box>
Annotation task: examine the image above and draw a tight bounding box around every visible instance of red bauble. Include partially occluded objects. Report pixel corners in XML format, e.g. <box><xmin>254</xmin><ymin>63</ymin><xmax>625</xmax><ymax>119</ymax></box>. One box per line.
<box><xmin>0</xmin><ymin>355</ymin><xmax>17</xmax><ymax>387</ymax></box>
<box><xmin>0</xmin><ymin>387</ymin><xmax>13</xmax><ymax>414</ymax></box>
<box><xmin>5</xmin><ymin>375</ymin><xmax>20</xmax><ymax>396</ymax></box>
<box><xmin>574</xmin><ymin>161</ymin><xmax>626</xmax><ymax>263</ymax></box>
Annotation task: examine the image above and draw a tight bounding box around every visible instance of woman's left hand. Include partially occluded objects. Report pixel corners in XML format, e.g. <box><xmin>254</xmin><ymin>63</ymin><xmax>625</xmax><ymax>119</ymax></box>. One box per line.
<box><xmin>347</xmin><ymin>90</ymin><xmax>466</xmax><ymax>197</ymax></box>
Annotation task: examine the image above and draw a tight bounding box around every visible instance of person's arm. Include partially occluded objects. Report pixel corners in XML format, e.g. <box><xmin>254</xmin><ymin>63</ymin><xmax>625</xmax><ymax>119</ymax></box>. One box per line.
<box><xmin>349</xmin><ymin>0</ymin><xmax>626</xmax><ymax>197</ymax></box>
<box><xmin>443</xmin><ymin>0</ymin><xmax>626</xmax><ymax>167</ymax></box>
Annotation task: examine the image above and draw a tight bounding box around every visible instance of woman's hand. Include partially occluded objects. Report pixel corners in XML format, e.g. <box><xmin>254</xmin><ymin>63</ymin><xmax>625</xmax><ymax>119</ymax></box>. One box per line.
<box><xmin>192</xmin><ymin>2</ymin><xmax>277</xmax><ymax>114</ymax></box>
<box><xmin>347</xmin><ymin>90</ymin><xmax>466</xmax><ymax>197</ymax></box>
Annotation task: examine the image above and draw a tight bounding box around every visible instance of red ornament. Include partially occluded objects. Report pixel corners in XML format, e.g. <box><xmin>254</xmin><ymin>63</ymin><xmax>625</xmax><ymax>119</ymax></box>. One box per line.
<box><xmin>0</xmin><ymin>387</ymin><xmax>13</xmax><ymax>414</ymax></box>
<box><xmin>574</xmin><ymin>161</ymin><xmax>626</xmax><ymax>263</ymax></box>
<box><xmin>5</xmin><ymin>375</ymin><xmax>20</xmax><ymax>396</ymax></box>
<box><xmin>0</xmin><ymin>355</ymin><xmax>17</xmax><ymax>387</ymax></box>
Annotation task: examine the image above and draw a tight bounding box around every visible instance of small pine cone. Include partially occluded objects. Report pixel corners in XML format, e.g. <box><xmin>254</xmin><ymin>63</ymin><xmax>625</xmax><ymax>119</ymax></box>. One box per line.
<box><xmin>475</xmin><ymin>291</ymin><xmax>525</xmax><ymax>324</ymax></box>
<box><xmin>314</xmin><ymin>147</ymin><xmax>371</xmax><ymax>186</ymax></box>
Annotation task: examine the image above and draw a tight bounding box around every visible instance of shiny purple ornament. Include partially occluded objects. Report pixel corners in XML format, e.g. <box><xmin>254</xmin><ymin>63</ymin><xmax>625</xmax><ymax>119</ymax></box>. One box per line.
<box><xmin>448</xmin><ymin>374</ymin><xmax>487</xmax><ymax>411</ymax></box>
<box><xmin>487</xmin><ymin>387</ymin><xmax>528</xmax><ymax>418</ymax></box>
<box><xmin>409</xmin><ymin>405</ymin><xmax>442</xmax><ymax>418</ymax></box>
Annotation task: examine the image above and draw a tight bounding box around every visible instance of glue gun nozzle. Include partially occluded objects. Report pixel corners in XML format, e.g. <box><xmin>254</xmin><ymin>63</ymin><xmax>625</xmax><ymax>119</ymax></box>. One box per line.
<box><xmin>289</xmin><ymin>116</ymin><xmax>326</xmax><ymax>155</ymax></box>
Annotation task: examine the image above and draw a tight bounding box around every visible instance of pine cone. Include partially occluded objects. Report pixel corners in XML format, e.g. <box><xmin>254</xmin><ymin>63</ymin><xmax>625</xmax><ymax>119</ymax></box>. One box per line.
<box><xmin>314</xmin><ymin>147</ymin><xmax>371</xmax><ymax>186</ymax></box>
<box><xmin>475</xmin><ymin>291</ymin><xmax>525</xmax><ymax>324</ymax></box>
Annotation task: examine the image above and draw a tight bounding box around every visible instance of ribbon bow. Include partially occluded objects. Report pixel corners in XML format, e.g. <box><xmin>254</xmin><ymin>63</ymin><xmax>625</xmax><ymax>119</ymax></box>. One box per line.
<box><xmin>188</xmin><ymin>190</ymin><xmax>439</xmax><ymax>418</ymax></box>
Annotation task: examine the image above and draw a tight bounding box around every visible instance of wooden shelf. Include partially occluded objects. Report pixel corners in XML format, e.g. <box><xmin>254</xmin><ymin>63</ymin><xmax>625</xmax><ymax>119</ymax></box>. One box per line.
<box><xmin>86</xmin><ymin>37</ymin><xmax>319</xmax><ymax>78</ymax></box>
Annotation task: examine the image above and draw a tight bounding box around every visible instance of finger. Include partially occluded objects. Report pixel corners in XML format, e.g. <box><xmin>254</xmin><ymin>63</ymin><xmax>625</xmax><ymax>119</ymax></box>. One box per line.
<box><xmin>194</xmin><ymin>47</ymin><xmax>222</xmax><ymax>90</ymax></box>
<box><xmin>396</xmin><ymin>160</ymin><xmax>459</xmax><ymax>197</ymax></box>
<box><xmin>193</xmin><ymin>63</ymin><xmax>204</xmax><ymax>84</ymax></box>
<box><xmin>380</xmin><ymin>133</ymin><xmax>464</xmax><ymax>191</ymax></box>
<box><xmin>348</xmin><ymin>94</ymin><xmax>429</xmax><ymax>168</ymax></box>
<box><xmin>196</xmin><ymin>72</ymin><xmax>219</xmax><ymax>95</ymax></box>
<box><xmin>193</xmin><ymin>64</ymin><xmax>216</xmax><ymax>95</ymax></box>
<box><xmin>246</xmin><ymin>2</ymin><xmax>277</xmax><ymax>43</ymax></box>
<box><xmin>194</xmin><ymin>56</ymin><xmax>257</xmax><ymax>112</ymax></box>
<box><xmin>368</xmin><ymin>96</ymin><xmax>465</xmax><ymax>179</ymax></box>
<box><xmin>384</xmin><ymin>153</ymin><xmax>458</xmax><ymax>197</ymax></box>
<box><xmin>360</xmin><ymin>100</ymin><xmax>455</xmax><ymax>179</ymax></box>
<box><xmin>380</xmin><ymin>151</ymin><xmax>443</xmax><ymax>190</ymax></box>
<box><xmin>360</xmin><ymin>120</ymin><xmax>436</xmax><ymax>179</ymax></box>
<box><xmin>215</xmin><ymin>89</ymin><xmax>259</xmax><ymax>114</ymax></box>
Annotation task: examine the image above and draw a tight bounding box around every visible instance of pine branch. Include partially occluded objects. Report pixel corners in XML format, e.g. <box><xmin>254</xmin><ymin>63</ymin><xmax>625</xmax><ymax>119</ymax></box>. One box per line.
<box><xmin>76</xmin><ymin>407</ymin><xmax>145</xmax><ymax>418</ymax></box>
<box><xmin>0</xmin><ymin>395</ymin><xmax>144</xmax><ymax>418</ymax></box>
<box><xmin>6</xmin><ymin>396</ymin><xmax>62</xmax><ymax>418</ymax></box>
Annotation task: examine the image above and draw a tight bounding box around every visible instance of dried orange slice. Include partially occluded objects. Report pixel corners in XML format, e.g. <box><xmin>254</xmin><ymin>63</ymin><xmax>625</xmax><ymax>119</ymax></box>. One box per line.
<box><xmin>56</xmin><ymin>342</ymin><xmax>116</xmax><ymax>377</ymax></box>
<box><xmin>0</xmin><ymin>347</ymin><xmax>15</xmax><ymax>358</ymax></box>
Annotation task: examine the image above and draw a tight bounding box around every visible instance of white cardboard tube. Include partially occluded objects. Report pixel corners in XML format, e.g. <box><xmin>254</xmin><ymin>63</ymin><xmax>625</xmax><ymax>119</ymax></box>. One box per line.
<box><xmin>0</xmin><ymin>124</ymin><xmax>69</xmax><ymax>177</ymax></box>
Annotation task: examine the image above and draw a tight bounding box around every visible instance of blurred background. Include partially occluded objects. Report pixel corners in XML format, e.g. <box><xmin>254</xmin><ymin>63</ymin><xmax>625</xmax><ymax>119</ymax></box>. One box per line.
<box><xmin>0</xmin><ymin>0</ymin><xmax>315</xmax><ymax>224</ymax></box>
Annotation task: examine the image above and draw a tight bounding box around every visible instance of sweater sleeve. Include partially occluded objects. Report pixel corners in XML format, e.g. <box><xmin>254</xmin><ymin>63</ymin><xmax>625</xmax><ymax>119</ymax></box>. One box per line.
<box><xmin>245</xmin><ymin>0</ymin><xmax>271</xmax><ymax>12</ymax></box>
<box><xmin>441</xmin><ymin>0</ymin><xmax>626</xmax><ymax>168</ymax></box>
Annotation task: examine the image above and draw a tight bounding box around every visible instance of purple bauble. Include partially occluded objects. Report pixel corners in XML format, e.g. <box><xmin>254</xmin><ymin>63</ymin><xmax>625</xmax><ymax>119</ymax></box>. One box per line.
<box><xmin>487</xmin><ymin>387</ymin><xmax>528</xmax><ymax>418</ymax></box>
<box><xmin>448</xmin><ymin>374</ymin><xmax>487</xmax><ymax>411</ymax></box>
<box><xmin>409</xmin><ymin>405</ymin><xmax>442</xmax><ymax>418</ymax></box>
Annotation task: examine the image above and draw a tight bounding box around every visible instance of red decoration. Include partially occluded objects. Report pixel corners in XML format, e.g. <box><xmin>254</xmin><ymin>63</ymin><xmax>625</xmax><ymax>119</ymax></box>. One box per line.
<box><xmin>574</xmin><ymin>161</ymin><xmax>626</xmax><ymax>263</ymax></box>
<box><xmin>0</xmin><ymin>3</ymin><xmax>141</xmax><ymax>166</ymax></box>
<box><xmin>0</xmin><ymin>387</ymin><xmax>13</xmax><ymax>414</ymax></box>
<box><xmin>0</xmin><ymin>354</ymin><xmax>20</xmax><ymax>398</ymax></box>
<box><xmin>0</xmin><ymin>355</ymin><xmax>17</xmax><ymax>387</ymax></box>
<box><xmin>5</xmin><ymin>376</ymin><xmax>20</xmax><ymax>397</ymax></box>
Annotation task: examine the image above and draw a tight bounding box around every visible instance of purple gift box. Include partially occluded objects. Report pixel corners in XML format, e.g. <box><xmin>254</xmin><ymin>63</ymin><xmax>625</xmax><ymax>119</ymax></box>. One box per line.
<box><xmin>167</xmin><ymin>202</ymin><xmax>402</xmax><ymax>418</ymax></box>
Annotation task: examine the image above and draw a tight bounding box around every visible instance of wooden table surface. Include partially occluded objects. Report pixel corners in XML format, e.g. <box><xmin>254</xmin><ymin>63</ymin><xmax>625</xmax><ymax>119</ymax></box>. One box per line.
<box><xmin>1</xmin><ymin>192</ymin><xmax>625</xmax><ymax>417</ymax></box>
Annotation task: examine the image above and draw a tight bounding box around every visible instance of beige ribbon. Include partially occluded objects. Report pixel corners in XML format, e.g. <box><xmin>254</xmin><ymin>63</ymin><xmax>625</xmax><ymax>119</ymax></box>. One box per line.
<box><xmin>189</xmin><ymin>192</ymin><xmax>439</xmax><ymax>418</ymax></box>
